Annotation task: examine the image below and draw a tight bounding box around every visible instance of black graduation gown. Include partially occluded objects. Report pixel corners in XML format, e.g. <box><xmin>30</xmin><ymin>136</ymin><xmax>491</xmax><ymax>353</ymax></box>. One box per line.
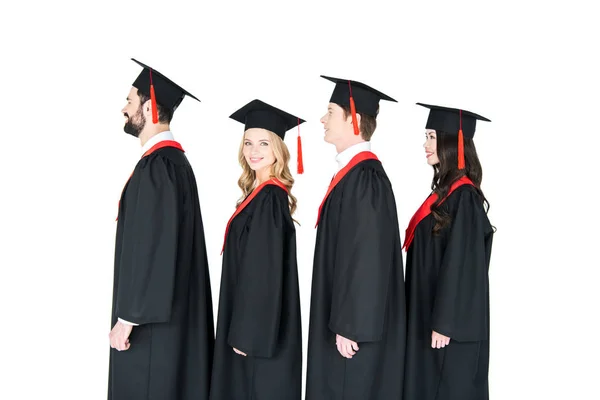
<box><xmin>209</xmin><ymin>185</ymin><xmax>302</xmax><ymax>400</ymax></box>
<box><xmin>404</xmin><ymin>185</ymin><xmax>494</xmax><ymax>400</ymax></box>
<box><xmin>305</xmin><ymin>159</ymin><xmax>406</xmax><ymax>400</ymax></box>
<box><xmin>108</xmin><ymin>147</ymin><xmax>215</xmax><ymax>400</ymax></box>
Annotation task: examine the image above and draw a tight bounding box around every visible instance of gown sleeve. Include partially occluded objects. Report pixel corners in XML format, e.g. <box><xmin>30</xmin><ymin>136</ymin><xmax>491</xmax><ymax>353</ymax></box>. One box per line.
<box><xmin>431</xmin><ymin>187</ymin><xmax>491</xmax><ymax>342</ymax></box>
<box><xmin>116</xmin><ymin>155</ymin><xmax>179</xmax><ymax>325</ymax></box>
<box><xmin>227</xmin><ymin>188</ymin><xmax>288</xmax><ymax>358</ymax></box>
<box><xmin>328</xmin><ymin>167</ymin><xmax>397</xmax><ymax>343</ymax></box>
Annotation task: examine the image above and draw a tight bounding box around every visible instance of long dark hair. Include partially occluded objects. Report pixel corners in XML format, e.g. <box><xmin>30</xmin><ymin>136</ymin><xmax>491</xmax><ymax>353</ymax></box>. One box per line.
<box><xmin>430</xmin><ymin>130</ymin><xmax>490</xmax><ymax>234</ymax></box>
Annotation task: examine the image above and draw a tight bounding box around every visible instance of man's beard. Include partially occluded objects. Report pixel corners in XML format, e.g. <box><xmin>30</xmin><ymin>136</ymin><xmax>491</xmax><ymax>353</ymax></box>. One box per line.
<box><xmin>123</xmin><ymin>107</ymin><xmax>146</xmax><ymax>138</ymax></box>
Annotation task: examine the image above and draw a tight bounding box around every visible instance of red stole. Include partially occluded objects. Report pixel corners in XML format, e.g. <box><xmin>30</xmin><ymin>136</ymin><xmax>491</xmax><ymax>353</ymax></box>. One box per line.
<box><xmin>402</xmin><ymin>176</ymin><xmax>474</xmax><ymax>251</ymax></box>
<box><xmin>315</xmin><ymin>151</ymin><xmax>379</xmax><ymax>228</ymax></box>
<box><xmin>116</xmin><ymin>140</ymin><xmax>184</xmax><ymax>221</ymax></box>
<box><xmin>140</xmin><ymin>140</ymin><xmax>184</xmax><ymax>158</ymax></box>
<box><xmin>221</xmin><ymin>178</ymin><xmax>288</xmax><ymax>254</ymax></box>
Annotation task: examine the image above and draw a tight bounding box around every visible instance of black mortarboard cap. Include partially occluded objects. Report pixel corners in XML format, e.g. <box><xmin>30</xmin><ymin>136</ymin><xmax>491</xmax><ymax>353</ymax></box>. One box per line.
<box><xmin>321</xmin><ymin>75</ymin><xmax>397</xmax><ymax>117</ymax></box>
<box><xmin>131</xmin><ymin>58</ymin><xmax>200</xmax><ymax>113</ymax></box>
<box><xmin>416</xmin><ymin>103</ymin><xmax>491</xmax><ymax>139</ymax></box>
<box><xmin>230</xmin><ymin>99</ymin><xmax>306</xmax><ymax>174</ymax></box>
<box><xmin>417</xmin><ymin>102</ymin><xmax>491</xmax><ymax>169</ymax></box>
<box><xmin>229</xmin><ymin>99</ymin><xmax>305</xmax><ymax>140</ymax></box>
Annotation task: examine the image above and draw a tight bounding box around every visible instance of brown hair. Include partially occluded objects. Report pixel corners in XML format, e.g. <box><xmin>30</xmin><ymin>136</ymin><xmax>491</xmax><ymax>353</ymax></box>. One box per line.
<box><xmin>137</xmin><ymin>89</ymin><xmax>174</xmax><ymax>124</ymax></box>
<box><xmin>341</xmin><ymin>105</ymin><xmax>378</xmax><ymax>141</ymax></box>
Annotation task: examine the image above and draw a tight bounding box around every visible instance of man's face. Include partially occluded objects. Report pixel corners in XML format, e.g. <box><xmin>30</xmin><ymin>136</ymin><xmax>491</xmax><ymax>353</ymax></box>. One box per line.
<box><xmin>121</xmin><ymin>87</ymin><xmax>146</xmax><ymax>137</ymax></box>
<box><xmin>320</xmin><ymin>102</ymin><xmax>353</xmax><ymax>145</ymax></box>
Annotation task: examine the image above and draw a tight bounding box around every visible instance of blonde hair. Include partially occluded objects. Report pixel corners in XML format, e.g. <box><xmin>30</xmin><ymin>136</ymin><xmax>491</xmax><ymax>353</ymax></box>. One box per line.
<box><xmin>236</xmin><ymin>130</ymin><xmax>298</xmax><ymax>218</ymax></box>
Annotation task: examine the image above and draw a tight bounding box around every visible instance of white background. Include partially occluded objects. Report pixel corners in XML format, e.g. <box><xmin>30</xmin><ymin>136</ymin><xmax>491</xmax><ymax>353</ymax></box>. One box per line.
<box><xmin>1</xmin><ymin>0</ymin><xmax>598</xmax><ymax>398</ymax></box>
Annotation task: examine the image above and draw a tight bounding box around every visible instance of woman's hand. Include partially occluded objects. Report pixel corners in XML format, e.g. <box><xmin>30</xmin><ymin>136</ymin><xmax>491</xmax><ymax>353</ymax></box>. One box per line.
<box><xmin>336</xmin><ymin>334</ymin><xmax>359</xmax><ymax>359</ymax></box>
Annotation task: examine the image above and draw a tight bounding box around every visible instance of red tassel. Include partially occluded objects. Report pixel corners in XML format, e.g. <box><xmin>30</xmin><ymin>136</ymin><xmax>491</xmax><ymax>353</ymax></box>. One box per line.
<box><xmin>350</xmin><ymin>96</ymin><xmax>359</xmax><ymax>135</ymax></box>
<box><xmin>348</xmin><ymin>81</ymin><xmax>359</xmax><ymax>135</ymax></box>
<box><xmin>297</xmin><ymin>136</ymin><xmax>304</xmax><ymax>174</ymax></box>
<box><xmin>297</xmin><ymin>118</ymin><xmax>304</xmax><ymax>174</ymax></box>
<box><xmin>457</xmin><ymin>129</ymin><xmax>465</xmax><ymax>169</ymax></box>
<box><xmin>458</xmin><ymin>110</ymin><xmax>465</xmax><ymax>169</ymax></box>
<box><xmin>149</xmin><ymin>69</ymin><xmax>158</xmax><ymax>124</ymax></box>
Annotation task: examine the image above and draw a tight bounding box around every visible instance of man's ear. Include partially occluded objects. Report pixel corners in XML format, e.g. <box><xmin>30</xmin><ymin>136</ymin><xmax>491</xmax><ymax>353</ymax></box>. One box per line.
<box><xmin>141</xmin><ymin>99</ymin><xmax>152</xmax><ymax>117</ymax></box>
<box><xmin>349</xmin><ymin>112</ymin><xmax>361</xmax><ymax>133</ymax></box>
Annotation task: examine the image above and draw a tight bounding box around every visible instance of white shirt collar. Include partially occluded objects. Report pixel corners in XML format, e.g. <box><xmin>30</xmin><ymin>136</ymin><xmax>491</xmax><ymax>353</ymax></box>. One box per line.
<box><xmin>141</xmin><ymin>131</ymin><xmax>175</xmax><ymax>156</ymax></box>
<box><xmin>335</xmin><ymin>141</ymin><xmax>371</xmax><ymax>172</ymax></box>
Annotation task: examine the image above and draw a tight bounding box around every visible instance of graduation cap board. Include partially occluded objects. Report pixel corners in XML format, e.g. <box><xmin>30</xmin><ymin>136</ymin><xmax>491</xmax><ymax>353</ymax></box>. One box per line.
<box><xmin>230</xmin><ymin>99</ymin><xmax>306</xmax><ymax>174</ymax></box>
<box><xmin>131</xmin><ymin>58</ymin><xmax>200</xmax><ymax>123</ymax></box>
<box><xmin>417</xmin><ymin>103</ymin><xmax>491</xmax><ymax>169</ymax></box>
<box><xmin>321</xmin><ymin>75</ymin><xmax>397</xmax><ymax>135</ymax></box>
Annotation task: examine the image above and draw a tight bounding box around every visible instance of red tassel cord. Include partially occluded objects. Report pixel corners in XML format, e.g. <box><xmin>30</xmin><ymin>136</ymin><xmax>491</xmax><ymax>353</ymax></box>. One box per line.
<box><xmin>297</xmin><ymin>118</ymin><xmax>304</xmax><ymax>174</ymax></box>
<box><xmin>149</xmin><ymin>69</ymin><xmax>158</xmax><ymax>124</ymax></box>
<box><xmin>458</xmin><ymin>109</ymin><xmax>465</xmax><ymax>169</ymax></box>
<box><xmin>348</xmin><ymin>81</ymin><xmax>359</xmax><ymax>135</ymax></box>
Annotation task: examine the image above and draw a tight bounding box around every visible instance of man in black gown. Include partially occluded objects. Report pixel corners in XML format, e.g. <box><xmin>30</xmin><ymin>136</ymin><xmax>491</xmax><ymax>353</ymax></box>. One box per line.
<box><xmin>305</xmin><ymin>76</ymin><xmax>407</xmax><ymax>400</ymax></box>
<box><xmin>108</xmin><ymin>59</ymin><xmax>214</xmax><ymax>400</ymax></box>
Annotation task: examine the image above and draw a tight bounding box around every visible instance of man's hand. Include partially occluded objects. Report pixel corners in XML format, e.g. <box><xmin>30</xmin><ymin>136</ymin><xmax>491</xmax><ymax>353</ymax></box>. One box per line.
<box><xmin>109</xmin><ymin>320</ymin><xmax>133</xmax><ymax>351</ymax></box>
<box><xmin>431</xmin><ymin>331</ymin><xmax>450</xmax><ymax>349</ymax></box>
<box><xmin>233</xmin><ymin>347</ymin><xmax>247</xmax><ymax>357</ymax></box>
<box><xmin>336</xmin><ymin>334</ymin><xmax>359</xmax><ymax>359</ymax></box>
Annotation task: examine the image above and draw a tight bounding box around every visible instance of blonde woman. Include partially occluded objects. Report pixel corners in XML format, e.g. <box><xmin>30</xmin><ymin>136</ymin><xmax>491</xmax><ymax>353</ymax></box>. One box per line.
<box><xmin>209</xmin><ymin>100</ymin><xmax>304</xmax><ymax>400</ymax></box>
